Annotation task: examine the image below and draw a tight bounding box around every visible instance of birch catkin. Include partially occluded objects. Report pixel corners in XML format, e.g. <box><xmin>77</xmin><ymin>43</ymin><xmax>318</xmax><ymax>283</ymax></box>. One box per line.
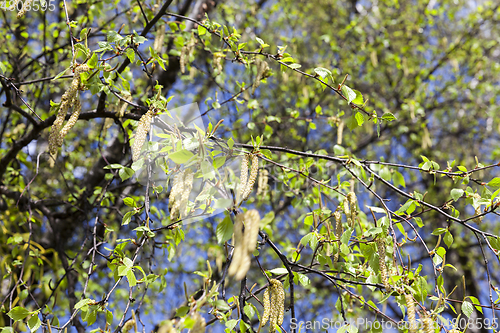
<box><xmin>243</xmin><ymin>154</ymin><xmax>259</xmax><ymax>200</ymax></box>
<box><xmin>376</xmin><ymin>237</ymin><xmax>390</xmax><ymax>290</ymax></box>
<box><xmin>188</xmin><ymin>313</ymin><xmax>205</xmax><ymax>333</ymax></box>
<box><xmin>256</xmin><ymin>168</ymin><xmax>269</xmax><ymax>196</ymax></box>
<box><xmin>422</xmin><ymin>317</ymin><xmax>434</xmax><ymax>333</ymax></box>
<box><xmin>228</xmin><ymin>210</ymin><xmax>261</xmax><ymax>280</ymax></box>
<box><xmin>260</xmin><ymin>279</ymin><xmax>285</xmax><ymax>333</ymax></box>
<box><xmin>238</xmin><ymin>154</ymin><xmax>249</xmax><ymax>201</ymax></box>
<box><xmin>49</xmin><ymin>64</ymin><xmax>89</xmax><ymax>155</ymax></box>
<box><xmin>169</xmin><ymin>170</ymin><xmax>185</xmax><ymax>220</ymax></box>
<box><xmin>334</xmin><ymin>210</ymin><xmax>343</xmax><ymax>263</ymax></box>
<box><xmin>179</xmin><ymin>168</ymin><xmax>194</xmax><ymax>219</ymax></box>
<box><xmin>131</xmin><ymin>109</ymin><xmax>154</xmax><ymax>162</ymax></box>
<box><xmin>347</xmin><ymin>191</ymin><xmax>357</xmax><ymax>223</ymax></box>
<box><xmin>405</xmin><ymin>294</ymin><xmax>417</xmax><ymax>333</ymax></box>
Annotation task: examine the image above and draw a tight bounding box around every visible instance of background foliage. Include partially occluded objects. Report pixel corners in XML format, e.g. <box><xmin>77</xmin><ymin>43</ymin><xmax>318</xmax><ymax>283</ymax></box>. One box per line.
<box><xmin>1</xmin><ymin>0</ymin><xmax>500</xmax><ymax>332</ymax></box>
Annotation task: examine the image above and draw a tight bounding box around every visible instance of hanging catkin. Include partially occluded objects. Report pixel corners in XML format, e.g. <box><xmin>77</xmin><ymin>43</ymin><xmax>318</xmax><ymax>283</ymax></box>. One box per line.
<box><xmin>376</xmin><ymin>236</ymin><xmax>390</xmax><ymax>290</ymax></box>
<box><xmin>238</xmin><ymin>154</ymin><xmax>249</xmax><ymax>201</ymax></box>
<box><xmin>228</xmin><ymin>210</ymin><xmax>261</xmax><ymax>280</ymax></box>
<box><xmin>188</xmin><ymin>313</ymin><xmax>205</xmax><ymax>333</ymax></box>
<box><xmin>422</xmin><ymin>316</ymin><xmax>434</xmax><ymax>333</ymax></box>
<box><xmin>242</xmin><ymin>154</ymin><xmax>259</xmax><ymax>200</ymax></box>
<box><xmin>334</xmin><ymin>210</ymin><xmax>343</xmax><ymax>263</ymax></box>
<box><xmin>260</xmin><ymin>279</ymin><xmax>285</xmax><ymax>333</ymax></box>
<box><xmin>256</xmin><ymin>168</ymin><xmax>269</xmax><ymax>196</ymax></box>
<box><xmin>179</xmin><ymin>168</ymin><xmax>194</xmax><ymax>219</ymax></box>
<box><xmin>347</xmin><ymin>191</ymin><xmax>357</xmax><ymax>223</ymax></box>
<box><xmin>405</xmin><ymin>294</ymin><xmax>417</xmax><ymax>333</ymax></box>
<box><xmin>49</xmin><ymin>64</ymin><xmax>89</xmax><ymax>155</ymax></box>
<box><xmin>169</xmin><ymin>169</ymin><xmax>185</xmax><ymax>220</ymax></box>
<box><xmin>131</xmin><ymin>108</ymin><xmax>154</xmax><ymax>162</ymax></box>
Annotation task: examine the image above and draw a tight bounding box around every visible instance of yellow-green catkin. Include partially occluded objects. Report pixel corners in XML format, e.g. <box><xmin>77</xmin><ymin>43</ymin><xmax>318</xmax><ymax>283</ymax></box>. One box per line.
<box><xmin>256</xmin><ymin>168</ymin><xmax>269</xmax><ymax>196</ymax></box>
<box><xmin>252</xmin><ymin>58</ymin><xmax>270</xmax><ymax>94</ymax></box>
<box><xmin>334</xmin><ymin>210</ymin><xmax>343</xmax><ymax>263</ymax></box>
<box><xmin>154</xmin><ymin>25</ymin><xmax>165</xmax><ymax>54</ymax></box>
<box><xmin>245</xmin><ymin>209</ymin><xmax>261</xmax><ymax>253</ymax></box>
<box><xmin>264</xmin><ymin>279</ymin><xmax>285</xmax><ymax>333</ymax></box>
<box><xmin>228</xmin><ymin>210</ymin><xmax>261</xmax><ymax>280</ymax></box>
<box><xmin>131</xmin><ymin>109</ymin><xmax>153</xmax><ymax>162</ymax></box>
<box><xmin>188</xmin><ymin>313</ymin><xmax>205</xmax><ymax>333</ymax></box>
<box><xmin>376</xmin><ymin>237</ymin><xmax>390</xmax><ymax>290</ymax></box>
<box><xmin>238</xmin><ymin>154</ymin><xmax>249</xmax><ymax>202</ymax></box>
<box><xmin>243</xmin><ymin>154</ymin><xmax>259</xmax><ymax>200</ymax></box>
<box><xmin>343</xmin><ymin>198</ymin><xmax>353</xmax><ymax>228</ymax></box>
<box><xmin>422</xmin><ymin>317</ymin><xmax>434</xmax><ymax>333</ymax></box>
<box><xmin>347</xmin><ymin>191</ymin><xmax>357</xmax><ymax>223</ymax></box>
<box><xmin>261</xmin><ymin>288</ymin><xmax>271</xmax><ymax>325</ymax></box>
<box><xmin>228</xmin><ymin>214</ymin><xmax>246</xmax><ymax>279</ymax></box>
<box><xmin>169</xmin><ymin>169</ymin><xmax>185</xmax><ymax>220</ymax></box>
<box><xmin>405</xmin><ymin>294</ymin><xmax>417</xmax><ymax>333</ymax></box>
<box><xmin>179</xmin><ymin>168</ymin><xmax>194</xmax><ymax>219</ymax></box>
<box><xmin>122</xmin><ymin>319</ymin><xmax>135</xmax><ymax>333</ymax></box>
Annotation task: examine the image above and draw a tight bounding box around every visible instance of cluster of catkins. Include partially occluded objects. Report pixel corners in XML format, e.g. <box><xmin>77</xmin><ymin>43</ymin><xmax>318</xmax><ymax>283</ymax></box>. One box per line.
<box><xmin>49</xmin><ymin>64</ymin><xmax>89</xmax><ymax>155</ymax></box>
<box><xmin>169</xmin><ymin>168</ymin><xmax>194</xmax><ymax>220</ymax></box>
<box><xmin>343</xmin><ymin>191</ymin><xmax>358</xmax><ymax>228</ymax></box>
<box><xmin>228</xmin><ymin>209</ymin><xmax>260</xmax><ymax>280</ymax></box>
<box><xmin>260</xmin><ymin>279</ymin><xmax>285</xmax><ymax>333</ymax></box>
<box><xmin>238</xmin><ymin>154</ymin><xmax>259</xmax><ymax>202</ymax></box>
<box><xmin>131</xmin><ymin>108</ymin><xmax>154</xmax><ymax>162</ymax></box>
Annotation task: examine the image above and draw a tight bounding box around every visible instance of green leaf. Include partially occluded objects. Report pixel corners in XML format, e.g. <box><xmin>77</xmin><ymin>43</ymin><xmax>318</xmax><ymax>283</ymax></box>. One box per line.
<box><xmin>288</xmin><ymin>63</ymin><xmax>302</xmax><ymax>69</ymax></box>
<box><xmin>107</xmin><ymin>31</ymin><xmax>123</xmax><ymax>43</ymax></box>
<box><xmin>216</xmin><ymin>217</ymin><xmax>233</xmax><ymax>244</ymax></box>
<box><xmin>225</xmin><ymin>319</ymin><xmax>239</xmax><ymax>330</ymax></box>
<box><xmin>243</xmin><ymin>304</ymin><xmax>254</xmax><ymax>319</ymax></box>
<box><xmin>28</xmin><ymin>315</ymin><xmax>41</xmax><ymax>332</ymax></box>
<box><xmin>119</xmin><ymin>167</ymin><xmax>134</xmax><ymax>181</ymax></box>
<box><xmin>487</xmin><ymin>177</ymin><xmax>500</xmax><ymax>188</ymax></box>
<box><xmin>432</xmin><ymin>228</ymin><xmax>447</xmax><ymax>235</ymax></box>
<box><xmin>197</xmin><ymin>25</ymin><xmax>207</xmax><ymax>35</ymax></box>
<box><xmin>52</xmin><ymin>67</ymin><xmax>70</xmax><ymax>81</ymax></box>
<box><xmin>268</xmin><ymin>268</ymin><xmax>288</xmax><ymax>275</ymax></box>
<box><xmin>443</xmin><ymin>231</ymin><xmax>454</xmax><ymax>248</ymax></box>
<box><xmin>314</xmin><ymin>67</ymin><xmax>332</xmax><ymax>79</ymax></box>
<box><xmin>341</xmin><ymin>85</ymin><xmax>356</xmax><ymax>104</ymax></box>
<box><xmin>461</xmin><ymin>300</ymin><xmax>474</xmax><ymax>317</ymax></box>
<box><xmin>168</xmin><ymin>149</ymin><xmax>195</xmax><ymax>164</ymax></box>
<box><xmin>74</xmin><ymin>298</ymin><xmax>94</xmax><ymax>310</ymax></box>
<box><xmin>296</xmin><ymin>273</ymin><xmax>310</xmax><ymax>286</ymax></box>
<box><xmin>88</xmin><ymin>53</ymin><xmax>98</xmax><ymax>69</ymax></box>
<box><xmin>122</xmin><ymin>211</ymin><xmax>134</xmax><ymax>226</ymax></box>
<box><xmin>354</xmin><ymin>112</ymin><xmax>364</xmax><ymax>126</ymax></box>
<box><xmin>7</xmin><ymin>306</ymin><xmax>31</xmax><ymax>321</ymax></box>
<box><xmin>123</xmin><ymin>197</ymin><xmax>136</xmax><ymax>207</ymax></box>
<box><xmin>345</xmin><ymin>113</ymin><xmax>360</xmax><ymax>131</ymax></box>
<box><xmin>450</xmin><ymin>188</ymin><xmax>464</xmax><ymax>201</ymax></box>
<box><xmin>381</xmin><ymin>112</ymin><xmax>396</xmax><ymax>121</ymax></box>
<box><xmin>352</xmin><ymin>89</ymin><xmax>364</xmax><ymax>104</ymax></box>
